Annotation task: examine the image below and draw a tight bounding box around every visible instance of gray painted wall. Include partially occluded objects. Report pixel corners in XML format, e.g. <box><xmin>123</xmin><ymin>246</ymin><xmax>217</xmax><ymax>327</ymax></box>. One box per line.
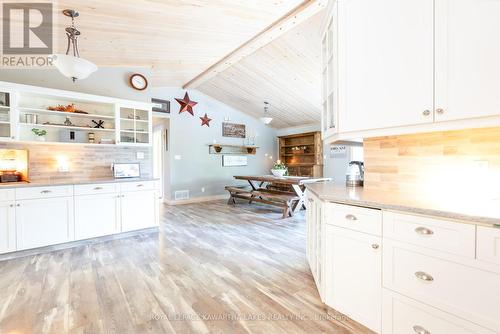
<box><xmin>150</xmin><ymin>87</ymin><xmax>278</xmax><ymax>200</ymax></box>
<box><xmin>0</xmin><ymin>67</ymin><xmax>152</xmax><ymax>102</ymax></box>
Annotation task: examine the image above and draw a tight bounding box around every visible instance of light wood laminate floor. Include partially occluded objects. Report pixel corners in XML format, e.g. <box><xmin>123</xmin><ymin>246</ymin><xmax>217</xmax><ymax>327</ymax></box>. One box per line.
<box><xmin>0</xmin><ymin>200</ymin><xmax>371</xmax><ymax>334</ymax></box>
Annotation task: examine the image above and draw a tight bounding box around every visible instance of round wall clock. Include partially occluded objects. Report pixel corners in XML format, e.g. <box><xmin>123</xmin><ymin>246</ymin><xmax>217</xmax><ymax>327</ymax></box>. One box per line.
<box><xmin>129</xmin><ymin>73</ymin><xmax>148</xmax><ymax>91</ymax></box>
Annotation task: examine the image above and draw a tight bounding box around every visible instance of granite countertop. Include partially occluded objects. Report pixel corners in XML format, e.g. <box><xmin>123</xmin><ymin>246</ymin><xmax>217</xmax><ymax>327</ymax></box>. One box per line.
<box><xmin>306</xmin><ymin>182</ymin><xmax>500</xmax><ymax>226</ymax></box>
<box><xmin>0</xmin><ymin>177</ymin><xmax>159</xmax><ymax>189</ymax></box>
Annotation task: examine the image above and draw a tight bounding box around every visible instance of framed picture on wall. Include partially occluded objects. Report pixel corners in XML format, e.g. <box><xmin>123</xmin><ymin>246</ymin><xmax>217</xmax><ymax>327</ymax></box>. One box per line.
<box><xmin>152</xmin><ymin>98</ymin><xmax>170</xmax><ymax>114</ymax></box>
<box><xmin>222</xmin><ymin>122</ymin><xmax>246</xmax><ymax>138</ymax></box>
<box><xmin>222</xmin><ymin>155</ymin><xmax>248</xmax><ymax>167</ymax></box>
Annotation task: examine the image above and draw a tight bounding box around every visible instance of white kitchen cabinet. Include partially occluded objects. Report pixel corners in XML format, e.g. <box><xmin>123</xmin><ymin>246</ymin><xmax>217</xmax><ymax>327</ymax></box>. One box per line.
<box><xmin>74</xmin><ymin>193</ymin><xmax>120</xmax><ymax>240</ymax></box>
<box><xmin>435</xmin><ymin>0</ymin><xmax>500</xmax><ymax>122</ymax></box>
<box><xmin>306</xmin><ymin>191</ymin><xmax>324</xmax><ymax>299</ymax></box>
<box><xmin>0</xmin><ymin>201</ymin><xmax>16</xmax><ymax>254</ymax></box>
<box><xmin>324</xmin><ymin>225</ymin><xmax>382</xmax><ymax>333</ymax></box>
<box><xmin>16</xmin><ymin>197</ymin><xmax>74</xmax><ymax>250</ymax></box>
<box><xmin>121</xmin><ymin>189</ymin><xmax>158</xmax><ymax>232</ymax></box>
<box><xmin>337</xmin><ymin>0</ymin><xmax>434</xmax><ymax>133</ymax></box>
<box><xmin>477</xmin><ymin>226</ymin><xmax>500</xmax><ymax>266</ymax></box>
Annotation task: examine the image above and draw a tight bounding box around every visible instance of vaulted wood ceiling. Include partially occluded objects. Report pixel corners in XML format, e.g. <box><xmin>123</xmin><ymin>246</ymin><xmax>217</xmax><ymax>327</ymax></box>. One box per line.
<box><xmin>196</xmin><ymin>12</ymin><xmax>323</xmax><ymax>128</ymax></box>
<box><xmin>49</xmin><ymin>0</ymin><xmax>305</xmax><ymax>86</ymax></box>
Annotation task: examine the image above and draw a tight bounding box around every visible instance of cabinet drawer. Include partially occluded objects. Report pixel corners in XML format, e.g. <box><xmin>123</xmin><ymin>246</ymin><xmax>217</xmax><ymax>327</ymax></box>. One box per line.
<box><xmin>383</xmin><ymin>240</ymin><xmax>500</xmax><ymax>332</ymax></box>
<box><xmin>0</xmin><ymin>188</ymin><xmax>15</xmax><ymax>202</ymax></box>
<box><xmin>16</xmin><ymin>185</ymin><xmax>73</xmax><ymax>200</ymax></box>
<box><xmin>477</xmin><ymin>225</ymin><xmax>500</xmax><ymax>266</ymax></box>
<box><xmin>119</xmin><ymin>180</ymin><xmax>157</xmax><ymax>192</ymax></box>
<box><xmin>383</xmin><ymin>211</ymin><xmax>476</xmax><ymax>258</ymax></box>
<box><xmin>382</xmin><ymin>289</ymin><xmax>496</xmax><ymax>334</ymax></box>
<box><xmin>74</xmin><ymin>183</ymin><xmax>119</xmax><ymax>196</ymax></box>
<box><xmin>324</xmin><ymin>202</ymin><xmax>382</xmax><ymax>236</ymax></box>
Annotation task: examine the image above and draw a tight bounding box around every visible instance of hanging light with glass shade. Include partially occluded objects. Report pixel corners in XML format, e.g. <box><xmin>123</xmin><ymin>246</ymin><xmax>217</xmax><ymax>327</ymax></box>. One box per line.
<box><xmin>260</xmin><ymin>101</ymin><xmax>273</xmax><ymax>125</ymax></box>
<box><xmin>51</xmin><ymin>10</ymin><xmax>97</xmax><ymax>82</ymax></box>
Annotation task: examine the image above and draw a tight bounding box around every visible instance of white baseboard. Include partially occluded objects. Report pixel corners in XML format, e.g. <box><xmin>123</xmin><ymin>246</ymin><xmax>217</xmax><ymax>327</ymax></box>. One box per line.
<box><xmin>164</xmin><ymin>194</ymin><xmax>228</xmax><ymax>205</ymax></box>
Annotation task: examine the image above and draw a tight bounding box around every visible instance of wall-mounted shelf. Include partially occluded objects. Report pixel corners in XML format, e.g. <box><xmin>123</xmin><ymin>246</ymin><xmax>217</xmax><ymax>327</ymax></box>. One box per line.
<box><xmin>208</xmin><ymin>144</ymin><xmax>258</xmax><ymax>155</ymax></box>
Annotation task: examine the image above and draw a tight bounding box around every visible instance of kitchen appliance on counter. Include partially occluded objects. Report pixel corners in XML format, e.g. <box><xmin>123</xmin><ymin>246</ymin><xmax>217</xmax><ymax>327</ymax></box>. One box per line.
<box><xmin>113</xmin><ymin>163</ymin><xmax>140</xmax><ymax>178</ymax></box>
<box><xmin>346</xmin><ymin>161</ymin><xmax>364</xmax><ymax>187</ymax></box>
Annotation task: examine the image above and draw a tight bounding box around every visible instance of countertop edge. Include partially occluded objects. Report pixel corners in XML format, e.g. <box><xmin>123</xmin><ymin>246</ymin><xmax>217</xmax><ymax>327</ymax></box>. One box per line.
<box><xmin>0</xmin><ymin>178</ymin><xmax>160</xmax><ymax>189</ymax></box>
<box><xmin>306</xmin><ymin>184</ymin><xmax>500</xmax><ymax>227</ymax></box>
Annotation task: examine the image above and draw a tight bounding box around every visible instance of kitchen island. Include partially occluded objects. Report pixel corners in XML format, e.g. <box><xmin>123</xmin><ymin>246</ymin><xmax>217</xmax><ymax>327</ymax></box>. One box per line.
<box><xmin>305</xmin><ymin>181</ymin><xmax>500</xmax><ymax>334</ymax></box>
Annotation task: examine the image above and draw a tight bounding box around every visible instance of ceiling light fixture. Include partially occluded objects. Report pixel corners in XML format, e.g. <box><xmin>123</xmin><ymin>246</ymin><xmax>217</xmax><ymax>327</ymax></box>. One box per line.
<box><xmin>260</xmin><ymin>101</ymin><xmax>273</xmax><ymax>125</ymax></box>
<box><xmin>51</xmin><ymin>9</ymin><xmax>97</xmax><ymax>82</ymax></box>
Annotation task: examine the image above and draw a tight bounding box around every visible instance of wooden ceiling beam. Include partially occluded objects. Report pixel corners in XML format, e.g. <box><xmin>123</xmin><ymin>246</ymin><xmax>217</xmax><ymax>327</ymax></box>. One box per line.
<box><xmin>182</xmin><ymin>0</ymin><xmax>327</xmax><ymax>89</ymax></box>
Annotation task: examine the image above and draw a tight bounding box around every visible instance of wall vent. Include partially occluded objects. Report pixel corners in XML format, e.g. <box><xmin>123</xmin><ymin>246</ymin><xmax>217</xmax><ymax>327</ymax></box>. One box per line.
<box><xmin>174</xmin><ymin>190</ymin><xmax>190</xmax><ymax>200</ymax></box>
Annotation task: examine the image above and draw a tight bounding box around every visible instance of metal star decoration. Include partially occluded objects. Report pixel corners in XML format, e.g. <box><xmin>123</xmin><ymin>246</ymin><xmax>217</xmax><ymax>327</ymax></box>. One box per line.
<box><xmin>199</xmin><ymin>113</ymin><xmax>212</xmax><ymax>127</ymax></box>
<box><xmin>175</xmin><ymin>92</ymin><xmax>198</xmax><ymax>115</ymax></box>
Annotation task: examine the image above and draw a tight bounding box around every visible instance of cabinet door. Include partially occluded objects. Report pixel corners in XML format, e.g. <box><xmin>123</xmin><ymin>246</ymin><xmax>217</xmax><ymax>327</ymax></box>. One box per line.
<box><xmin>121</xmin><ymin>190</ymin><xmax>158</xmax><ymax>232</ymax></box>
<box><xmin>74</xmin><ymin>193</ymin><xmax>120</xmax><ymax>240</ymax></box>
<box><xmin>0</xmin><ymin>202</ymin><xmax>16</xmax><ymax>253</ymax></box>
<box><xmin>16</xmin><ymin>197</ymin><xmax>74</xmax><ymax>250</ymax></box>
<box><xmin>324</xmin><ymin>225</ymin><xmax>382</xmax><ymax>333</ymax></box>
<box><xmin>338</xmin><ymin>0</ymin><xmax>434</xmax><ymax>132</ymax></box>
<box><xmin>435</xmin><ymin>0</ymin><xmax>500</xmax><ymax>122</ymax></box>
<box><xmin>306</xmin><ymin>195</ymin><xmax>317</xmax><ymax>274</ymax></box>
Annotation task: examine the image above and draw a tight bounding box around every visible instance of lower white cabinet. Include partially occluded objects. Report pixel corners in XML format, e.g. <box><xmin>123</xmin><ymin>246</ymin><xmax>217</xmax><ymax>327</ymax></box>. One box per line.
<box><xmin>16</xmin><ymin>197</ymin><xmax>74</xmax><ymax>250</ymax></box>
<box><xmin>74</xmin><ymin>193</ymin><xmax>121</xmax><ymax>240</ymax></box>
<box><xmin>0</xmin><ymin>201</ymin><xmax>16</xmax><ymax>253</ymax></box>
<box><xmin>324</xmin><ymin>225</ymin><xmax>382</xmax><ymax>333</ymax></box>
<box><xmin>382</xmin><ymin>289</ymin><xmax>496</xmax><ymax>334</ymax></box>
<box><xmin>121</xmin><ymin>189</ymin><xmax>158</xmax><ymax>232</ymax></box>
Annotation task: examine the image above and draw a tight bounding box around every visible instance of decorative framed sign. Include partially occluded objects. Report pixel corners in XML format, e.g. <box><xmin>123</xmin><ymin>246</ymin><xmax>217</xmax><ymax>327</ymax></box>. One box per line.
<box><xmin>222</xmin><ymin>122</ymin><xmax>246</xmax><ymax>138</ymax></box>
<box><xmin>222</xmin><ymin>155</ymin><xmax>248</xmax><ymax>167</ymax></box>
<box><xmin>330</xmin><ymin>145</ymin><xmax>347</xmax><ymax>158</ymax></box>
<box><xmin>151</xmin><ymin>98</ymin><xmax>170</xmax><ymax>114</ymax></box>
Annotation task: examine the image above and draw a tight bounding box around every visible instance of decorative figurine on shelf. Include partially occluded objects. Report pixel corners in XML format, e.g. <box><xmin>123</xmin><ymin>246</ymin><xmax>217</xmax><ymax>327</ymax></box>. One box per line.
<box><xmin>271</xmin><ymin>160</ymin><xmax>288</xmax><ymax>177</ymax></box>
<box><xmin>88</xmin><ymin>132</ymin><xmax>95</xmax><ymax>143</ymax></box>
<box><xmin>92</xmin><ymin>120</ymin><xmax>104</xmax><ymax>129</ymax></box>
<box><xmin>64</xmin><ymin>117</ymin><xmax>73</xmax><ymax>126</ymax></box>
<box><xmin>31</xmin><ymin>128</ymin><xmax>47</xmax><ymax>142</ymax></box>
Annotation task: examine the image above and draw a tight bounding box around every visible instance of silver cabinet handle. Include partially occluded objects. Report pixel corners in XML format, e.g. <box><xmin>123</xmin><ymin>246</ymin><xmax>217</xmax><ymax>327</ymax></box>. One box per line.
<box><xmin>94</xmin><ymin>186</ymin><xmax>103</xmax><ymax>190</ymax></box>
<box><xmin>16</xmin><ymin>204</ymin><xmax>20</xmax><ymax>207</ymax></box>
<box><xmin>436</xmin><ymin>108</ymin><xmax>444</xmax><ymax>115</ymax></box>
<box><xmin>137</xmin><ymin>184</ymin><xmax>144</xmax><ymax>187</ymax></box>
<box><xmin>40</xmin><ymin>190</ymin><xmax>52</xmax><ymax>194</ymax></box>
<box><xmin>345</xmin><ymin>214</ymin><xmax>357</xmax><ymax>221</ymax></box>
<box><xmin>422</xmin><ymin>110</ymin><xmax>431</xmax><ymax>116</ymax></box>
<box><xmin>371</xmin><ymin>244</ymin><xmax>380</xmax><ymax>249</ymax></box>
<box><xmin>415</xmin><ymin>271</ymin><xmax>434</xmax><ymax>282</ymax></box>
<box><xmin>9</xmin><ymin>204</ymin><xmax>14</xmax><ymax>207</ymax></box>
<box><xmin>415</xmin><ymin>227</ymin><xmax>434</xmax><ymax>236</ymax></box>
<box><xmin>413</xmin><ymin>325</ymin><xmax>430</xmax><ymax>334</ymax></box>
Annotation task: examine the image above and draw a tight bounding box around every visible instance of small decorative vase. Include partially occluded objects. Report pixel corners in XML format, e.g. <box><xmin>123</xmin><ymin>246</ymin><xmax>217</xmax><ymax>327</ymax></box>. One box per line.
<box><xmin>271</xmin><ymin>169</ymin><xmax>286</xmax><ymax>177</ymax></box>
<box><xmin>214</xmin><ymin>145</ymin><xmax>222</xmax><ymax>153</ymax></box>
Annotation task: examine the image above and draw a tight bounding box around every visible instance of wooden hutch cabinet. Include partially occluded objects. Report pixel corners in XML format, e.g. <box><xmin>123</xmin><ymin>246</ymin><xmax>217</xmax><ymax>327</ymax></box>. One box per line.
<box><xmin>278</xmin><ymin>132</ymin><xmax>323</xmax><ymax>177</ymax></box>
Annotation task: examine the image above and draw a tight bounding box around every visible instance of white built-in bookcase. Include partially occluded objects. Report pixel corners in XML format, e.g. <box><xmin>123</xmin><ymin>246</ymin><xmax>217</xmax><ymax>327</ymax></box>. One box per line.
<box><xmin>0</xmin><ymin>81</ymin><xmax>152</xmax><ymax>146</ymax></box>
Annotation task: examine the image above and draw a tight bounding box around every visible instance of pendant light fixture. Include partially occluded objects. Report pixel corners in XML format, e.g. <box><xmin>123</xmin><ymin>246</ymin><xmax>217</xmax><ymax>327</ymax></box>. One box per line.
<box><xmin>51</xmin><ymin>9</ymin><xmax>97</xmax><ymax>82</ymax></box>
<box><xmin>260</xmin><ymin>101</ymin><xmax>273</xmax><ymax>125</ymax></box>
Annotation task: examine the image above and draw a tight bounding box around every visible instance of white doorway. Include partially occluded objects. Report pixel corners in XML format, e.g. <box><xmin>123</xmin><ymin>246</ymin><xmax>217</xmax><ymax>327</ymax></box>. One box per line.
<box><xmin>152</xmin><ymin>117</ymin><xmax>170</xmax><ymax>200</ymax></box>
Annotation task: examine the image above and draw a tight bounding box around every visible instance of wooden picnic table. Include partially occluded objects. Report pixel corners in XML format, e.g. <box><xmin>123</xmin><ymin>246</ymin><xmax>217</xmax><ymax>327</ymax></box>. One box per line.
<box><xmin>233</xmin><ymin>175</ymin><xmax>331</xmax><ymax>214</ymax></box>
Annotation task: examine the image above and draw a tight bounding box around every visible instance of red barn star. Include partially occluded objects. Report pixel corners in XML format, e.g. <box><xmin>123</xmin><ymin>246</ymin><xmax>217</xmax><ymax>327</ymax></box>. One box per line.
<box><xmin>175</xmin><ymin>92</ymin><xmax>197</xmax><ymax>115</ymax></box>
<box><xmin>200</xmin><ymin>113</ymin><xmax>212</xmax><ymax>127</ymax></box>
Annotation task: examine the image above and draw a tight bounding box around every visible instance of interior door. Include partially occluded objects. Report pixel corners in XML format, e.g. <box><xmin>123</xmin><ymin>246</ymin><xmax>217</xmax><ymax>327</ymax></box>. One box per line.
<box><xmin>338</xmin><ymin>0</ymin><xmax>434</xmax><ymax>132</ymax></box>
<box><xmin>435</xmin><ymin>0</ymin><xmax>500</xmax><ymax>122</ymax></box>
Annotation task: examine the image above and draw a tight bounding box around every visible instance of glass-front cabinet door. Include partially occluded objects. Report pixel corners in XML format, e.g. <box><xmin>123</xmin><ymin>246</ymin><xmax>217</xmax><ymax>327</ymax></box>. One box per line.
<box><xmin>0</xmin><ymin>91</ymin><xmax>12</xmax><ymax>140</ymax></box>
<box><xmin>118</xmin><ymin>106</ymin><xmax>151</xmax><ymax>145</ymax></box>
<box><xmin>321</xmin><ymin>3</ymin><xmax>338</xmax><ymax>140</ymax></box>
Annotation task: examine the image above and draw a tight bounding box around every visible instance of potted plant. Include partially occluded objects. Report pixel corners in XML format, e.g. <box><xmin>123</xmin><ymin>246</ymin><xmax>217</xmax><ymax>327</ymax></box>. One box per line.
<box><xmin>271</xmin><ymin>160</ymin><xmax>287</xmax><ymax>177</ymax></box>
<box><xmin>32</xmin><ymin>128</ymin><xmax>47</xmax><ymax>141</ymax></box>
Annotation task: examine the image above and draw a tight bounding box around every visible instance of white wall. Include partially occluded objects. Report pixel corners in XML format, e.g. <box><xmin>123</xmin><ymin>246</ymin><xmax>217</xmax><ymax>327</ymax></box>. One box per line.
<box><xmin>150</xmin><ymin>87</ymin><xmax>278</xmax><ymax>200</ymax></box>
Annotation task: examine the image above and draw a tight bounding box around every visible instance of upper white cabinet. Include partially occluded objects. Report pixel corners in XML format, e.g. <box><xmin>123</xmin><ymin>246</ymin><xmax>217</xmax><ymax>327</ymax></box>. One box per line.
<box><xmin>337</xmin><ymin>0</ymin><xmax>434</xmax><ymax>133</ymax></box>
<box><xmin>322</xmin><ymin>0</ymin><xmax>500</xmax><ymax>141</ymax></box>
<box><xmin>0</xmin><ymin>90</ymin><xmax>14</xmax><ymax>140</ymax></box>
<box><xmin>434</xmin><ymin>0</ymin><xmax>500</xmax><ymax>122</ymax></box>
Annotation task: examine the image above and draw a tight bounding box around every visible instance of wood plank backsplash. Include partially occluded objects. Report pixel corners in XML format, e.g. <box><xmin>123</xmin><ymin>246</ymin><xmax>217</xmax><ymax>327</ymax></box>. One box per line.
<box><xmin>363</xmin><ymin>127</ymin><xmax>500</xmax><ymax>197</ymax></box>
<box><xmin>0</xmin><ymin>142</ymin><xmax>152</xmax><ymax>181</ymax></box>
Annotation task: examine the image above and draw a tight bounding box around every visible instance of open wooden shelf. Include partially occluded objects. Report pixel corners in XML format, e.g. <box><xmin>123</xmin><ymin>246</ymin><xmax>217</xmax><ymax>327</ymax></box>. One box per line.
<box><xmin>19</xmin><ymin>107</ymin><xmax>115</xmax><ymax>120</ymax></box>
<box><xmin>278</xmin><ymin>131</ymin><xmax>323</xmax><ymax>177</ymax></box>
<box><xmin>208</xmin><ymin>144</ymin><xmax>258</xmax><ymax>155</ymax></box>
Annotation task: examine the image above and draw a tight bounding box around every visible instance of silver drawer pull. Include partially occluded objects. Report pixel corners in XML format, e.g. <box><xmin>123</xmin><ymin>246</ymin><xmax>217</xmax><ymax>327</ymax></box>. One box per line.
<box><xmin>415</xmin><ymin>271</ymin><xmax>434</xmax><ymax>282</ymax></box>
<box><xmin>94</xmin><ymin>187</ymin><xmax>103</xmax><ymax>190</ymax></box>
<box><xmin>40</xmin><ymin>190</ymin><xmax>52</xmax><ymax>194</ymax></box>
<box><xmin>371</xmin><ymin>244</ymin><xmax>380</xmax><ymax>250</ymax></box>
<box><xmin>137</xmin><ymin>184</ymin><xmax>144</xmax><ymax>187</ymax></box>
<box><xmin>413</xmin><ymin>325</ymin><xmax>430</xmax><ymax>334</ymax></box>
<box><xmin>345</xmin><ymin>214</ymin><xmax>357</xmax><ymax>221</ymax></box>
<box><xmin>415</xmin><ymin>227</ymin><xmax>434</xmax><ymax>236</ymax></box>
